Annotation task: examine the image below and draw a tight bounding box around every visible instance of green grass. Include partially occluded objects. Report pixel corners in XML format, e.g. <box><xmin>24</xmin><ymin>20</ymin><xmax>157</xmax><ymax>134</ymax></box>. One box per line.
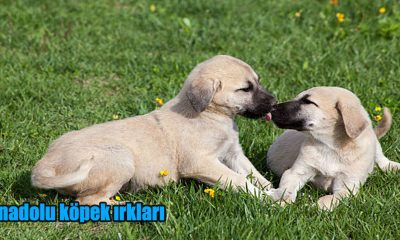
<box><xmin>1</xmin><ymin>0</ymin><xmax>400</xmax><ymax>238</ymax></box>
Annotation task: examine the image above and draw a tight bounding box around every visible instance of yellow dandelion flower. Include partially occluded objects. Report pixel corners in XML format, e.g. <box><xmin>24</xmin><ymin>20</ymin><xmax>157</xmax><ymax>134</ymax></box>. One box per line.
<box><xmin>379</xmin><ymin>7</ymin><xmax>386</xmax><ymax>14</ymax></box>
<box><xmin>204</xmin><ymin>188</ymin><xmax>215</xmax><ymax>198</ymax></box>
<box><xmin>115</xmin><ymin>196</ymin><xmax>121</xmax><ymax>201</ymax></box>
<box><xmin>113</xmin><ymin>114</ymin><xmax>120</xmax><ymax>120</ymax></box>
<box><xmin>295</xmin><ymin>11</ymin><xmax>301</xmax><ymax>18</ymax></box>
<box><xmin>375</xmin><ymin>106</ymin><xmax>382</xmax><ymax>112</ymax></box>
<box><xmin>150</xmin><ymin>4</ymin><xmax>156</xmax><ymax>13</ymax></box>
<box><xmin>330</xmin><ymin>0</ymin><xmax>339</xmax><ymax>6</ymax></box>
<box><xmin>155</xmin><ymin>97</ymin><xmax>164</xmax><ymax>106</ymax></box>
<box><xmin>159</xmin><ymin>170</ymin><xmax>169</xmax><ymax>176</ymax></box>
<box><xmin>374</xmin><ymin>115</ymin><xmax>382</xmax><ymax>121</ymax></box>
<box><xmin>336</xmin><ymin>12</ymin><xmax>345</xmax><ymax>23</ymax></box>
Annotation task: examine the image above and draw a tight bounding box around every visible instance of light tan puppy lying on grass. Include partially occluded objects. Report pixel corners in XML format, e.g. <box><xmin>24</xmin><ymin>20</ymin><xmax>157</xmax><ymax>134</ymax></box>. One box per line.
<box><xmin>266</xmin><ymin>87</ymin><xmax>399</xmax><ymax>210</ymax></box>
<box><xmin>31</xmin><ymin>55</ymin><xmax>276</xmax><ymax>204</ymax></box>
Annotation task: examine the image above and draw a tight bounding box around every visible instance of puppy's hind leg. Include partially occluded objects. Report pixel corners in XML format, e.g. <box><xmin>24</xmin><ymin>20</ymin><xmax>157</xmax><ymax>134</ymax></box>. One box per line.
<box><xmin>76</xmin><ymin>183</ymin><xmax>126</xmax><ymax>205</ymax></box>
<box><xmin>317</xmin><ymin>176</ymin><xmax>361</xmax><ymax>211</ymax></box>
<box><xmin>311</xmin><ymin>175</ymin><xmax>334</xmax><ymax>192</ymax></box>
<box><xmin>375</xmin><ymin>139</ymin><xmax>400</xmax><ymax>171</ymax></box>
<box><xmin>72</xmin><ymin>145</ymin><xmax>136</xmax><ymax>205</ymax></box>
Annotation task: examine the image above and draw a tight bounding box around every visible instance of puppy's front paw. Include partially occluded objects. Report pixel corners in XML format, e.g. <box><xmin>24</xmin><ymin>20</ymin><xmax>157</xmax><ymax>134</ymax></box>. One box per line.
<box><xmin>246</xmin><ymin>174</ymin><xmax>272</xmax><ymax>190</ymax></box>
<box><xmin>259</xmin><ymin>180</ymin><xmax>273</xmax><ymax>191</ymax></box>
<box><xmin>266</xmin><ymin>188</ymin><xmax>295</xmax><ymax>206</ymax></box>
<box><xmin>317</xmin><ymin>195</ymin><xmax>338</xmax><ymax>211</ymax></box>
<box><xmin>266</xmin><ymin>188</ymin><xmax>283</xmax><ymax>201</ymax></box>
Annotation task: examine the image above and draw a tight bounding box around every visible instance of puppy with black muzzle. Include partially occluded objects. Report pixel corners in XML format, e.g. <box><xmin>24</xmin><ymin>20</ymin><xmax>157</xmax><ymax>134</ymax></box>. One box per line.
<box><xmin>266</xmin><ymin>87</ymin><xmax>400</xmax><ymax>210</ymax></box>
<box><xmin>31</xmin><ymin>55</ymin><xmax>276</xmax><ymax>204</ymax></box>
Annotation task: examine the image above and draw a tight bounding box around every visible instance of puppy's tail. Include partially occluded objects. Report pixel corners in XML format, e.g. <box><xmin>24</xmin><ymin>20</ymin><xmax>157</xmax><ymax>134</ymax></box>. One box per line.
<box><xmin>374</xmin><ymin>107</ymin><xmax>392</xmax><ymax>139</ymax></box>
<box><xmin>31</xmin><ymin>160</ymin><xmax>92</xmax><ymax>189</ymax></box>
<box><xmin>373</xmin><ymin>107</ymin><xmax>400</xmax><ymax>171</ymax></box>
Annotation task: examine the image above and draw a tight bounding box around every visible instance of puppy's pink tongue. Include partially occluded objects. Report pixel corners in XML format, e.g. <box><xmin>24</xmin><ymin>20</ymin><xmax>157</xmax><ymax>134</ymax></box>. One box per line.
<box><xmin>265</xmin><ymin>112</ymin><xmax>272</xmax><ymax>122</ymax></box>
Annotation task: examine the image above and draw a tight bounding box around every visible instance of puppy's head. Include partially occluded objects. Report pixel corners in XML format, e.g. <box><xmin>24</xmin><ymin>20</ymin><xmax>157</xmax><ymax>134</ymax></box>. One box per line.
<box><xmin>271</xmin><ymin>87</ymin><xmax>369</xmax><ymax>139</ymax></box>
<box><xmin>183</xmin><ymin>55</ymin><xmax>276</xmax><ymax>118</ymax></box>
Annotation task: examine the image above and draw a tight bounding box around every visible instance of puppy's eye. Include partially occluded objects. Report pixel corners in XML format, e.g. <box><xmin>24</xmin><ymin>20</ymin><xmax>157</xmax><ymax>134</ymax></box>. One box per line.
<box><xmin>301</xmin><ymin>98</ymin><xmax>318</xmax><ymax>107</ymax></box>
<box><xmin>298</xmin><ymin>94</ymin><xmax>318</xmax><ymax>106</ymax></box>
<box><xmin>238</xmin><ymin>86</ymin><xmax>252</xmax><ymax>92</ymax></box>
<box><xmin>302</xmin><ymin>98</ymin><xmax>314</xmax><ymax>104</ymax></box>
<box><xmin>236</xmin><ymin>82</ymin><xmax>253</xmax><ymax>92</ymax></box>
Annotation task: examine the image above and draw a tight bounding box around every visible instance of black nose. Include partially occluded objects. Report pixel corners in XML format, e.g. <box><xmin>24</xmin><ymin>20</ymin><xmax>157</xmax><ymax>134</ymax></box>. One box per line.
<box><xmin>269</xmin><ymin>96</ymin><xmax>277</xmax><ymax>107</ymax></box>
<box><xmin>271</xmin><ymin>102</ymin><xmax>286</xmax><ymax>112</ymax></box>
<box><xmin>271</xmin><ymin>103</ymin><xmax>278</xmax><ymax>111</ymax></box>
<box><xmin>263</xmin><ymin>93</ymin><xmax>277</xmax><ymax>108</ymax></box>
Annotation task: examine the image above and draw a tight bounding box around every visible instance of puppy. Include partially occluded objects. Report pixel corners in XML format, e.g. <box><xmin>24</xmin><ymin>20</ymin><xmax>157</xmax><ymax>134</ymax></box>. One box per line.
<box><xmin>31</xmin><ymin>55</ymin><xmax>276</xmax><ymax>204</ymax></box>
<box><xmin>266</xmin><ymin>87</ymin><xmax>399</xmax><ymax>210</ymax></box>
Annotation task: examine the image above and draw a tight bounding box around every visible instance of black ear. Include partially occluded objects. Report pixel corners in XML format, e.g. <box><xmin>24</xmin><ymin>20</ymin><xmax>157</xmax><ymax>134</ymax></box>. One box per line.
<box><xmin>186</xmin><ymin>78</ymin><xmax>220</xmax><ymax>112</ymax></box>
<box><xmin>336</xmin><ymin>100</ymin><xmax>368</xmax><ymax>139</ymax></box>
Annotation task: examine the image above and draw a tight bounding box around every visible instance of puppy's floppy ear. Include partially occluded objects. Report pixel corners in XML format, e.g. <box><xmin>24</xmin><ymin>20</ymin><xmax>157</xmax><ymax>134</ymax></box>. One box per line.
<box><xmin>336</xmin><ymin>99</ymin><xmax>368</xmax><ymax>139</ymax></box>
<box><xmin>186</xmin><ymin>77</ymin><xmax>220</xmax><ymax>112</ymax></box>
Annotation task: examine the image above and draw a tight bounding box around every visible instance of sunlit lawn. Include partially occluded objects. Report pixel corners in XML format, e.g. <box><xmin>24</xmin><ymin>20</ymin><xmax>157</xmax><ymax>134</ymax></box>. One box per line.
<box><xmin>0</xmin><ymin>0</ymin><xmax>399</xmax><ymax>238</ymax></box>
